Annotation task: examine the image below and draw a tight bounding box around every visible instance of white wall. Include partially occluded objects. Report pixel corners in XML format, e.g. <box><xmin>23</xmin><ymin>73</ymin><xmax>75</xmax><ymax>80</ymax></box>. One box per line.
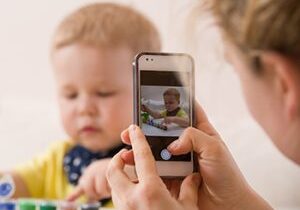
<box><xmin>0</xmin><ymin>0</ymin><xmax>299</xmax><ymax>209</ymax></box>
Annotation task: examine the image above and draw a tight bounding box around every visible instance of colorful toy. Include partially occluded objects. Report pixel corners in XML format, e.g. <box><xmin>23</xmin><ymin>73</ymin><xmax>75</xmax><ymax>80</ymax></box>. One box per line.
<box><xmin>0</xmin><ymin>202</ymin><xmax>15</xmax><ymax>210</ymax></box>
<box><xmin>0</xmin><ymin>175</ymin><xmax>15</xmax><ymax>200</ymax></box>
<box><xmin>40</xmin><ymin>202</ymin><xmax>56</xmax><ymax>210</ymax></box>
<box><xmin>59</xmin><ymin>201</ymin><xmax>77</xmax><ymax>210</ymax></box>
<box><xmin>80</xmin><ymin>202</ymin><xmax>101</xmax><ymax>210</ymax></box>
<box><xmin>19</xmin><ymin>200</ymin><xmax>36</xmax><ymax>210</ymax></box>
<box><xmin>0</xmin><ymin>200</ymin><xmax>103</xmax><ymax>210</ymax></box>
<box><xmin>0</xmin><ymin>176</ymin><xmax>103</xmax><ymax>210</ymax></box>
<box><xmin>141</xmin><ymin>112</ymin><xmax>150</xmax><ymax>123</ymax></box>
<box><xmin>146</xmin><ymin>119</ymin><xmax>168</xmax><ymax>131</ymax></box>
<box><xmin>0</xmin><ymin>175</ymin><xmax>16</xmax><ymax>210</ymax></box>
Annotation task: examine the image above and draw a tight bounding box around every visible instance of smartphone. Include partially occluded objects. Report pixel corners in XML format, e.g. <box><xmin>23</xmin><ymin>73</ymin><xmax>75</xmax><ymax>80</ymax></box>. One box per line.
<box><xmin>133</xmin><ymin>52</ymin><xmax>195</xmax><ymax>177</ymax></box>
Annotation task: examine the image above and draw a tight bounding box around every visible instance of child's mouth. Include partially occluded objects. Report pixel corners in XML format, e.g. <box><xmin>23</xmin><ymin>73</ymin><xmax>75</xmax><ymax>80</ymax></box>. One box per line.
<box><xmin>81</xmin><ymin>126</ymin><xmax>98</xmax><ymax>133</ymax></box>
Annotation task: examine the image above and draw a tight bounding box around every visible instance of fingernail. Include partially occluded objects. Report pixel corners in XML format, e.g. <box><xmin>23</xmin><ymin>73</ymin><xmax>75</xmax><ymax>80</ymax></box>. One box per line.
<box><xmin>118</xmin><ymin>148</ymin><xmax>128</xmax><ymax>155</ymax></box>
<box><xmin>168</xmin><ymin>140</ymin><xmax>178</xmax><ymax>151</ymax></box>
<box><xmin>120</xmin><ymin>148</ymin><xmax>128</xmax><ymax>152</ymax></box>
<box><xmin>129</xmin><ymin>124</ymin><xmax>136</xmax><ymax>132</ymax></box>
<box><xmin>121</xmin><ymin>130</ymin><xmax>126</xmax><ymax>138</ymax></box>
<box><xmin>120</xmin><ymin>149</ymin><xmax>128</xmax><ymax>156</ymax></box>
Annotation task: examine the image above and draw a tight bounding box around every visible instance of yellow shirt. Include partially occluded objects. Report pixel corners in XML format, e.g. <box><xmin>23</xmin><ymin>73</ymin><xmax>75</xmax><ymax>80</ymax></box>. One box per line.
<box><xmin>14</xmin><ymin>140</ymin><xmax>113</xmax><ymax>207</ymax></box>
<box><xmin>160</xmin><ymin>107</ymin><xmax>187</xmax><ymax>118</ymax></box>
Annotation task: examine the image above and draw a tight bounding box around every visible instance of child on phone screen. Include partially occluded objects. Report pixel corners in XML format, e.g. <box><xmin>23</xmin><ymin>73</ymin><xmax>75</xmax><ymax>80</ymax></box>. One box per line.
<box><xmin>0</xmin><ymin>3</ymin><xmax>160</xmax><ymax>207</ymax></box>
<box><xmin>142</xmin><ymin>88</ymin><xmax>189</xmax><ymax>128</ymax></box>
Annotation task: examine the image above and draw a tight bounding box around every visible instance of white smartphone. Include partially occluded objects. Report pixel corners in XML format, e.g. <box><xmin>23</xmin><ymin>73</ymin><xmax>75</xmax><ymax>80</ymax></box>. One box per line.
<box><xmin>133</xmin><ymin>52</ymin><xmax>195</xmax><ymax>177</ymax></box>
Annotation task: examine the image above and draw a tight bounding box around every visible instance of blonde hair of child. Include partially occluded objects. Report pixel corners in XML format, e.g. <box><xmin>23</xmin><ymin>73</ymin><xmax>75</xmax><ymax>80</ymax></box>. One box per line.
<box><xmin>51</xmin><ymin>3</ymin><xmax>161</xmax><ymax>55</ymax></box>
<box><xmin>163</xmin><ymin>88</ymin><xmax>180</xmax><ymax>102</ymax></box>
<box><xmin>207</xmin><ymin>0</ymin><xmax>300</xmax><ymax>69</ymax></box>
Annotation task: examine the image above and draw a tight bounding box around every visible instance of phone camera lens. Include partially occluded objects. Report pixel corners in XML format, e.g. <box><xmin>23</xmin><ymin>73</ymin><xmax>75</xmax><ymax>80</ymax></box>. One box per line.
<box><xmin>146</xmin><ymin>58</ymin><xmax>149</xmax><ymax>61</ymax></box>
<box><xmin>151</xmin><ymin>58</ymin><xmax>153</xmax><ymax>61</ymax></box>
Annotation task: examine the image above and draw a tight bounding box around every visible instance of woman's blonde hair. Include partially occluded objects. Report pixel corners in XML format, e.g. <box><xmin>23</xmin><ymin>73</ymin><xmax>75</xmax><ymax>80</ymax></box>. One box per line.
<box><xmin>208</xmin><ymin>0</ymin><xmax>300</xmax><ymax>67</ymax></box>
<box><xmin>51</xmin><ymin>3</ymin><xmax>161</xmax><ymax>55</ymax></box>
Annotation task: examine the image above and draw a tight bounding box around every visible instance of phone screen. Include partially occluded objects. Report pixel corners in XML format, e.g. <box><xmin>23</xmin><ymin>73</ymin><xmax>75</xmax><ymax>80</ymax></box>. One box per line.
<box><xmin>140</xmin><ymin>70</ymin><xmax>192</xmax><ymax>162</ymax></box>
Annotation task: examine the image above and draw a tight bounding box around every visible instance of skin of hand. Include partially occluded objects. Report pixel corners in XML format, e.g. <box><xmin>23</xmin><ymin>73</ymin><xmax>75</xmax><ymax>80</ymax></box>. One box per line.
<box><xmin>106</xmin><ymin>125</ymin><xmax>201</xmax><ymax>210</ymax></box>
<box><xmin>67</xmin><ymin>158</ymin><xmax>111</xmax><ymax>202</ymax></box>
<box><xmin>114</xmin><ymin>103</ymin><xmax>273</xmax><ymax>210</ymax></box>
<box><xmin>166</xmin><ymin>104</ymin><xmax>273</xmax><ymax>210</ymax></box>
<box><xmin>163</xmin><ymin>116</ymin><xmax>175</xmax><ymax>124</ymax></box>
<box><xmin>142</xmin><ymin>105</ymin><xmax>162</xmax><ymax>119</ymax></box>
<box><xmin>164</xmin><ymin>116</ymin><xmax>189</xmax><ymax>128</ymax></box>
<box><xmin>141</xmin><ymin>104</ymin><xmax>147</xmax><ymax>112</ymax></box>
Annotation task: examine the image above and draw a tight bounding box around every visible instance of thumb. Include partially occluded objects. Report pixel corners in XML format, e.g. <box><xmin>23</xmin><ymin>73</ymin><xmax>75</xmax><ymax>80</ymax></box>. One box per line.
<box><xmin>179</xmin><ymin>173</ymin><xmax>201</xmax><ymax>205</ymax></box>
<box><xmin>168</xmin><ymin>127</ymin><xmax>215</xmax><ymax>155</ymax></box>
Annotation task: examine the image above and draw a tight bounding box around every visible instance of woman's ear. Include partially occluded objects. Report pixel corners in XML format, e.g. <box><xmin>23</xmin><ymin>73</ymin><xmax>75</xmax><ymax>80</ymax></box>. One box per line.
<box><xmin>260</xmin><ymin>52</ymin><xmax>300</xmax><ymax>121</ymax></box>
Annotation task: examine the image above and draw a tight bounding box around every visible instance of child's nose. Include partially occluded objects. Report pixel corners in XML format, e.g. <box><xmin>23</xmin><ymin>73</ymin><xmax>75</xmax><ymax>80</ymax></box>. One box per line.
<box><xmin>78</xmin><ymin>96</ymin><xmax>97</xmax><ymax>116</ymax></box>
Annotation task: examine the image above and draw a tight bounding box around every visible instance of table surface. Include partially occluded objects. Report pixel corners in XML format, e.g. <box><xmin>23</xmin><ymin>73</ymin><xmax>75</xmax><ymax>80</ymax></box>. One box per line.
<box><xmin>142</xmin><ymin>120</ymin><xmax>185</xmax><ymax>137</ymax></box>
<box><xmin>101</xmin><ymin>207</ymin><xmax>299</xmax><ymax>210</ymax></box>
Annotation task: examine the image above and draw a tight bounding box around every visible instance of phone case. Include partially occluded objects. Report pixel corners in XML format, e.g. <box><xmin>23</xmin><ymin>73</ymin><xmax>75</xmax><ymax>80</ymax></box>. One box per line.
<box><xmin>132</xmin><ymin>52</ymin><xmax>198</xmax><ymax>176</ymax></box>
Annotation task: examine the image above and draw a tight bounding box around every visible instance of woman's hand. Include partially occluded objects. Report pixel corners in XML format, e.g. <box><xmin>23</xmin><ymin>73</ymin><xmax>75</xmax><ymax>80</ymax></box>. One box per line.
<box><xmin>106</xmin><ymin>125</ymin><xmax>201</xmax><ymax>210</ymax></box>
<box><xmin>107</xmin><ymin>102</ymin><xmax>273</xmax><ymax>210</ymax></box>
<box><xmin>166</xmin><ymin>104</ymin><xmax>273</xmax><ymax>210</ymax></box>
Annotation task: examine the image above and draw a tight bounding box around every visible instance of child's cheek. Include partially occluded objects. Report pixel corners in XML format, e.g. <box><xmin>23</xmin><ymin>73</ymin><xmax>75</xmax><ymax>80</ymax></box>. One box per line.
<box><xmin>61</xmin><ymin>108</ymin><xmax>78</xmax><ymax>139</ymax></box>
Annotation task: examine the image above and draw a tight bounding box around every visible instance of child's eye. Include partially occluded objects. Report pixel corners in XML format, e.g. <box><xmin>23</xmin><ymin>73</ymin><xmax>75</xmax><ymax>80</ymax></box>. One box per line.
<box><xmin>65</xmin><ymin>93</ymin><xmax>78</xmax><ymax>99</ymax></box>
<box><xmin>96</xmin><ymin>91</ymin><xmax>116</xmax><ymax>97</ymax></box>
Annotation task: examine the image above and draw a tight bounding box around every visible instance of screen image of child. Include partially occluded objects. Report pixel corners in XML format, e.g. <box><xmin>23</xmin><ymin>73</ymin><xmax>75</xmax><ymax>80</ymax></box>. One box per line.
<box><xmin>140</xmin><ymin>71</ymin><xmax>191</xmax><ymax>161</ymax></box>
<box><xmin>142</xmin><ymin>88</ymin><xmax>189</xmax><ymax>127</ymax></box>
<box><xmin>141</xmin><ymin>85</ymin><xmax>190</xmax><ymax>137</ymax></box>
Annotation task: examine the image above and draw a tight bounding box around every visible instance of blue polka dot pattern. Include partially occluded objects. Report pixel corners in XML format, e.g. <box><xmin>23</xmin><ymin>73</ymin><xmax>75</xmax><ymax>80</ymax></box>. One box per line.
<box><xmin>63</xmin><ymin>144</ymin><xmax>124</xmax><ymax>185</ymax></box>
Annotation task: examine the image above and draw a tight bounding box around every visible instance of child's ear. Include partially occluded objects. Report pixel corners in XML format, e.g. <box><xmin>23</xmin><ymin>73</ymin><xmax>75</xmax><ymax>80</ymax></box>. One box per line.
<box><xmin>260</xmin><ymin>52</ymin><xmax>300</xmax><ymax>121</ymax></box>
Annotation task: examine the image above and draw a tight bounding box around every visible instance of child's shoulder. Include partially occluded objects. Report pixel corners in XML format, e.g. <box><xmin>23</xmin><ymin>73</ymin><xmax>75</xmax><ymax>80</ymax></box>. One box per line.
<box><xmin>177</xmin><ymin>107</ymin><xmax>187</xmax><ymax>117</ymax></box>
<box><xmin>46</xmin><ymin>139</ymin><xmax>75</xmax><ymax>155</ymax></box>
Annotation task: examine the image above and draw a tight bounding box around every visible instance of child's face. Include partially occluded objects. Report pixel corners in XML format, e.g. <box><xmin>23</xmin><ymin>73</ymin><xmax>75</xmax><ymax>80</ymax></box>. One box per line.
<box><xmin>164</xmin><ymin>95</ymin><xmax>179</xmax><ymax>112</ymax></box>
<box><xmin>52</xmin><ymin>44</ymin><xmax>133</xmax><ymax>152</ymax></box>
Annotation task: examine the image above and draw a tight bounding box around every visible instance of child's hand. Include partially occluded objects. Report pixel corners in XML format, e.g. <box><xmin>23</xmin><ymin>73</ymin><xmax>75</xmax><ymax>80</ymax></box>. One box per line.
<box><xmin>141</xmin><ymin>104</ymin><xmax>147</xmax><ymax>112</ymax></box>
<box><xmin>67</xmin><ymin>159</ymin><xmax>111</xmax><ymax>202</ymax></box>
<box><xmin>163</xmin><ymin>116</ymin><xmax>175</xmax><ymax>124</ymax></box>
<box><xmin>164</xmin><ymin>116</ymin><xmax>189</xmax><ymax>128</ymax></box>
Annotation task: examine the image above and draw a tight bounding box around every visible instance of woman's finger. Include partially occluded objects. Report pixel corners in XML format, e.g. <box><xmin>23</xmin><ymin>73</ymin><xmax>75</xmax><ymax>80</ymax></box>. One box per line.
<box><xmin>168</xmin><ymin>127</ymin><xmax>222</xmax><ymax>155</ymax></box>
<box><xmin>163</xmin><ymin>179</ymin><xmax>182</xmax><ymax>198</ymax></box>
<box><xmin>121</xmin><ymin>129</ymin><xmax>131</xmax><ymax>145</ymax></box>
<box><xmin>179</xmin><ymin>173</ymin><xmax>201</xmax><ymax>205</ymax></box>
<box><xmin>128</xmin><ymin>125</ymin><xmax>159</xmax><ymax>182</ymax></box>
<box><xmin>194</xmin><ymin>101</ymin><xmax>220</xmax><ymax>137</ymax></box>
<box><xmin>121</xmin><ymin>150</ymin><xmax>135</xmax><ymax>165</ymax></box>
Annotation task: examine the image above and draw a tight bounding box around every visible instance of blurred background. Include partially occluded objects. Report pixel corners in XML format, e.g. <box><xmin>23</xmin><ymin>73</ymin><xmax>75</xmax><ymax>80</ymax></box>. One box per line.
<box><xmin>0</xmin><ymin>0</ymin><xmax>299</xmax><ymax>209</ymax></box>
